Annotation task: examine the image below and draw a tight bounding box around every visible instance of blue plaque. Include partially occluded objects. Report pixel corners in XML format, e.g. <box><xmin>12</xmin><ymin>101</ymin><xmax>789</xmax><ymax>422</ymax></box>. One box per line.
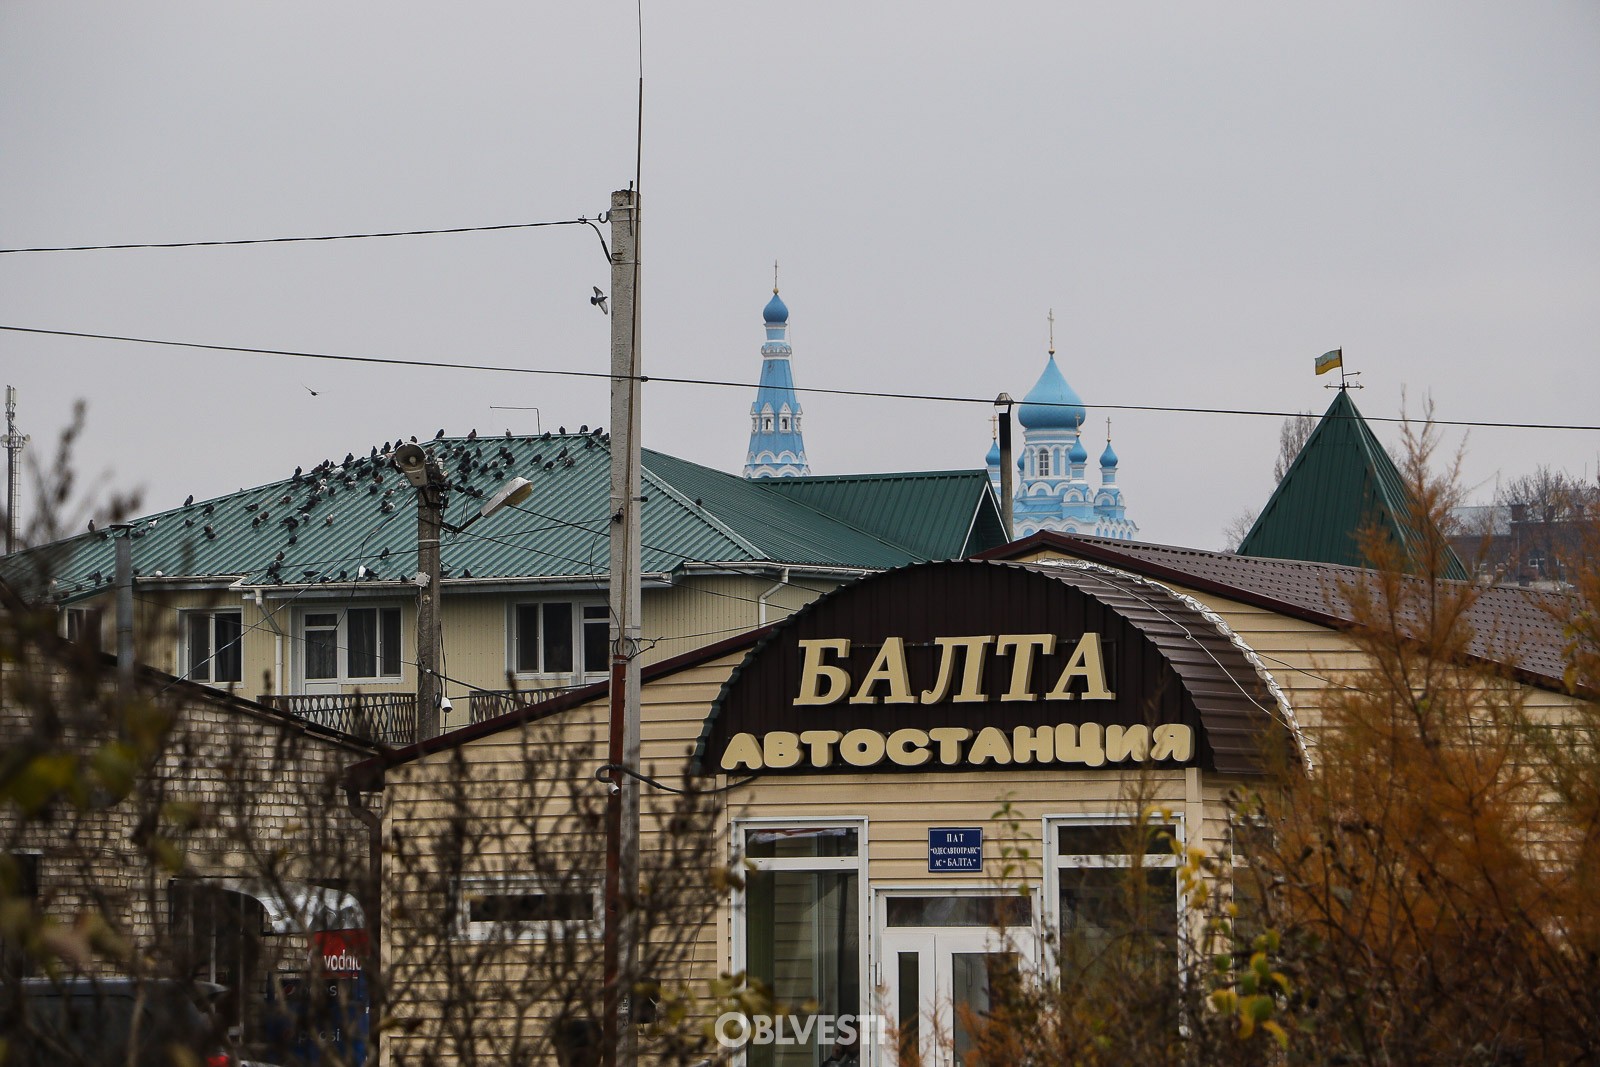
<box><xmin>927</xmin><ymin>827</ymin><xmax>983</xmax><ymax>872</ymax></box>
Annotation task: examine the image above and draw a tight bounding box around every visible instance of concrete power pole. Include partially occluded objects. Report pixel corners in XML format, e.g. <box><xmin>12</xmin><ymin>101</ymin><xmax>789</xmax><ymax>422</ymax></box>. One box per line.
<box><xmin>602</xmin><ymin>187</ymin><xmax>642</xmax><ymax>1067</ymax></box>
<box><xmin>414</xmin><ymin>478</ymin><xmax>444</xmax><ymax>741</ymax></box>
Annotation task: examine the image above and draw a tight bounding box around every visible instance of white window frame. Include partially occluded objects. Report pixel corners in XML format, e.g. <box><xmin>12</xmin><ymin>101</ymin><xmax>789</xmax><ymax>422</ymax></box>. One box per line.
<box><xmin>454</xmin><ymin>874</ymin><xmax>602</xmax><ymax>942</ymax></box>
<box><xmin>1042</xmin><ymin>812</ymin><xmax>1185</xmax><ymax>980</ymax></box>
<box><xmin>508</xmin><ymin>600</ymin><xmax>609</xmax><ymax>681</ymax></box>
<box><xmin>179</xmin><ymin>608</ymin><xmax>244</xmax><ymax>684</ymax></box>
<box><xmin>1038</xmin><ymin>448</ymin><xmax>1051</xmax><ymax>477</ymax></box>
<box><xmin>730</xmin><ymin>817</ymin><xmax>870</xmax><ymax>1063</ymax></box>
<box><xmin>299</xmin><ymin>605</ymin><xmax>404</xmax><ymax>683</ymax></box>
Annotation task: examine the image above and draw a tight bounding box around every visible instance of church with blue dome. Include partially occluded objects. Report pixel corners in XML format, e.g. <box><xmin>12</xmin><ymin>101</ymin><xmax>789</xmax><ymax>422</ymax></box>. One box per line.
<box><xmin>987</xmin><ymin>322</ymin><xmax>1138</xmax><ymax>540</ymax></box>
<box><xmin>743</xmin><ymin>273</ymin><xmax>811</xmax><ymax>479</ymax></box>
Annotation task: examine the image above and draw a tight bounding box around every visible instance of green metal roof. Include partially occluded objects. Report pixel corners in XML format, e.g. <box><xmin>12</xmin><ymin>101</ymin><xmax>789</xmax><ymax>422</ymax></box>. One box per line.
<box><xmin>4</xmin><ymin>433</ymin><xmax>1000</xmax><ymax>601</ymax></box>
<box><xmin>759</xmin><ymin>471</ymin><xmax>1006</xmax><ymax>560</ymax></box>
<box><xmin>1238</xmin><ymin>391</ymin><xmax>1468</xmax><ymax>579</ymax></box>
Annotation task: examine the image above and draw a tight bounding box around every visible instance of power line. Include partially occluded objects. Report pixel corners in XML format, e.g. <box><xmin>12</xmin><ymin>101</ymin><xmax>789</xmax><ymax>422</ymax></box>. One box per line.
<box><xmin>0</xmin><ymin>218</ymin><xmax>599</xmax><ymax>255</ymax></box>
<box><xmin>1</xmin><ymin>322</ymin><xmax>1596</xmax><ymax>433</ymax></box>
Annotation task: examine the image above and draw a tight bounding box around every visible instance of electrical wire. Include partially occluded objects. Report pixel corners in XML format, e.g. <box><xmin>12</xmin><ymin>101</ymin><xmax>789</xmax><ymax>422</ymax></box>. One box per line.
<box><xmin>595</xmin><ymin>762</ymin><xmax>757</xmax><ymax>796</ymax></box>
<box><xmin>2</xmin><ymin>323</ymin><xmax>1594</xmax><ymax>432</ymax></box>
<box><xmin>0</xmin><ymin>219</ymin><xmax>598</xmax><ymax>255</ymax></box>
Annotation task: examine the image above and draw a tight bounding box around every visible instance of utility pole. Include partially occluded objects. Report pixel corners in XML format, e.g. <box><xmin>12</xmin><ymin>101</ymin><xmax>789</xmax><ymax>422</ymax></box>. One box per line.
<box><xmin>112</xmin><ymin>525</ymin><xmax>135</xmax><ymax>697</ymax></box>
<box><xmin>602</xmin><ymin>186</ymin><xmax>642</xmax><ymax>1067</ymax></box>
<box><xmin>4</xmin><ymin>385</ymin><xmax>27</xmax><ymax>554</ymax></box>
<box><xmin>392</xmin><ymin>443</ymin><xmax>446</xmax><ymax>742</ymax></box>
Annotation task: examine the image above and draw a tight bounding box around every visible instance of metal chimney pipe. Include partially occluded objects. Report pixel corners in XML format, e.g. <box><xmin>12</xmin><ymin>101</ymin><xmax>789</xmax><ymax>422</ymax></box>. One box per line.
<box><xmin>995</xmin><ymin>394</ymin><xmax>1015</xmax><ymax>541</ymax></box>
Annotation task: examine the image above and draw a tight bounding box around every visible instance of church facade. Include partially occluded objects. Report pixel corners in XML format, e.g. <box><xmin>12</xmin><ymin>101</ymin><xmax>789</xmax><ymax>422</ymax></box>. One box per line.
<box><xmin>743</xmin><ymin>284</ymin><xmax>810</xmax><ymax>479</ymax></box>
<box><xmin>988</xmin><ymin>343</ymin><xmax>1137</xmax><ymax>540</ymax></box>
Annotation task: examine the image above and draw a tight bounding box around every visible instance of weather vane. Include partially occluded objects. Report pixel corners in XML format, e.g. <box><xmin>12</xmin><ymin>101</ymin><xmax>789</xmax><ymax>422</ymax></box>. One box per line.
<box><xmin>1316</xmin><ymin>347</ymin><xmax>1362</xmax><ymax>390</ymax></box>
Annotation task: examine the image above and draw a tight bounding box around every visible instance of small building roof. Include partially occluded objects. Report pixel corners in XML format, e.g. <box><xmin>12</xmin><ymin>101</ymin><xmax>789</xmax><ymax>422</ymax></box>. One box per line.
<box><xmin>1238</xmin><ymin>390</ymin><xmax>1468</xmax><ymax>579</ymax></box>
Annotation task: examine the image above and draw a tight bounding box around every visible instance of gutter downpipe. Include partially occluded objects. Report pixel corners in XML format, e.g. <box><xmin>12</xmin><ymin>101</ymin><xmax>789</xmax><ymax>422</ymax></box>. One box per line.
<box><xmin>757</xmin><ymin>566</ymin><xmax>790</xmax><ymax>626</ymax></box>
<box><xmin>344</xmin><ymin>781</ymin><xmax>383</xmax><ymax>1054</ymax></box>
<box><xmin>254</xmin><ymin>589</ymin><xmax>285</xmax><ymax>697</ymax></box>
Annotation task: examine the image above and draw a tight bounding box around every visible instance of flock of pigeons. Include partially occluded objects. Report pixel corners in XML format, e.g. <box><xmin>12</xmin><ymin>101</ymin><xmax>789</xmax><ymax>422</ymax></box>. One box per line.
<box><xmin>78</xmin><ymin>427</ymin><xmax>612</xmax><ymax>589</ymax></box>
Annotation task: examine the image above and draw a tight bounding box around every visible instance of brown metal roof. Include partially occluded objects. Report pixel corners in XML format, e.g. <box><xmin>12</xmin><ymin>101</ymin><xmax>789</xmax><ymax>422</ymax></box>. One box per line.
<box><xmin>983</xmin><ymin>533</ymin><xmax>1578</xmax><ymax>693</ymax></box>
<box><xmin>1014</xmin><ymin>561</ymin><xmax>1301</xmax><ymax>776</ymax></box>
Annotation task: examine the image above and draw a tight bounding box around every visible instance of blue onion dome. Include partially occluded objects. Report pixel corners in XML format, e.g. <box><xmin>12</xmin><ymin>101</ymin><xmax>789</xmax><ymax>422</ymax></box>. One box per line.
<box><xmin>1016</xmin><ymin>355</ymin><xmax>1086</xmax><ymax>430</ymax></box>
<box><xmin>763</xmin><ymin>290</ymin><xmax>789</xmax><ymax>324</ymax></box>
<box><xmin>1100</xmin><ymin>439</ymin><xmax>1119</xmax><ymax>467</ymax></box>
<box><xmin>1069</xmin><ymin>437</ymin><xmax>1089</xmax><ymax>464</ymax></box>
<box><xmin>985</xmin><ymin>436</ymin><xmax>1001</xmax><ymax>467</ymax></box>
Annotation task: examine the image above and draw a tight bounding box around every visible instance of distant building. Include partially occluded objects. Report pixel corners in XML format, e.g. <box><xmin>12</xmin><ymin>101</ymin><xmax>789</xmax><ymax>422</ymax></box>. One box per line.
<box><xmin>1450</xmin><ymin>499</ymin><xmax>1596</xmax><ymax>590</ymax></box>
<box><xmin>743</xmin><ymin>282</ymin><xmax>810</xmax><ymax>479</ymax></box>
<box><xmin>988</xmin><ymin>339</ymin><xmax>1137</xmax><ymax>540</ymax></box>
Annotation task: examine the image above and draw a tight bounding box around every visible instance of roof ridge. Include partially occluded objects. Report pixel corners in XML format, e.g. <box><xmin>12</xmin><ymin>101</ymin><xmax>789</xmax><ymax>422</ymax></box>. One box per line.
<box><xmin>638</xmin><ymin>450</ymin><xmax>766</xmax><ymax>561</ymax></box>
<box><xmin>768</xmin><ymin>469</ymin><xmax>987</xmax><ymax>484</ymax></box>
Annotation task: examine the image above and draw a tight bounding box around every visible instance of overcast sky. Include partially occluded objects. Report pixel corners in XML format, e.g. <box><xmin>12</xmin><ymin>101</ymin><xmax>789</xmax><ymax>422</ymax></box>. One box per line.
<box><xmin>2</xmin><ymin>2</ymin><xmax>1596</xmax><ymax>549</ymax></box>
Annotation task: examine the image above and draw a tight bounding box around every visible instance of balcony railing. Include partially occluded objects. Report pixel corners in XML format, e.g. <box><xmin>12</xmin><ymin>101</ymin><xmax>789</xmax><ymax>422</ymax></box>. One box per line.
<box><xmin>260</xmin><ymin>693</ymin><xmax>419</xmax><ymax>747</ymax></box>
<box><xmin>468</xmin><ymin>685</ymin><xmax>586</xmax><ymax>724</ymax></box>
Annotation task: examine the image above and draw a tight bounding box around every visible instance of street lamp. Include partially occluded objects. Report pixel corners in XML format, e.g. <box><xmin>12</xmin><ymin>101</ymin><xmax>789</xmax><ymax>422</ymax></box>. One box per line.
<box><xmin>392</xmin><ymin>444</ymin><xmax>532</xmax><ymax>741</ymax></box>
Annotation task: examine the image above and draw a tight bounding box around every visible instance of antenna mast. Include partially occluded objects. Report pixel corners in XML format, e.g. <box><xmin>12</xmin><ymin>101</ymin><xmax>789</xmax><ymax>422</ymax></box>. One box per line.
<box><xmin>4</xmin><ymin>386</ymin><xmax>27</xmax><ymax>553</ymax></box>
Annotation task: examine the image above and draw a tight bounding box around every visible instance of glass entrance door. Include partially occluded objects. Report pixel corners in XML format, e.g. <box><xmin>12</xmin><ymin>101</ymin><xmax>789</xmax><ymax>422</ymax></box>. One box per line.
<box><xmin>876</xmin><ymin>893</ymin><xmax>1032</xmax><ymax>1067</ymax></box>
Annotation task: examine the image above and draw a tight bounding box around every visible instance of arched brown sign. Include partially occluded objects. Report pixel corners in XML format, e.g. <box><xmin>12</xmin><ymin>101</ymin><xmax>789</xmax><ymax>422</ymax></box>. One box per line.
<box><xmin>694</xmin><ymin>560</ymin><xmax>1287</xmax><ymax>777</ymax></box>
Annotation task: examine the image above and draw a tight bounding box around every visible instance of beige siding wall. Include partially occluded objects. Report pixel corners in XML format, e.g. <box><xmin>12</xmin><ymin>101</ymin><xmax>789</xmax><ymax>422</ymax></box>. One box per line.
<box><xmin>382</xmin><ymin>648</ymin><xmax>1246</xmax><ymax>1066</ymax></box>
<box><xmin>80</xmin><ymin>574</ymin><xmax>840</xmax><ymax>733</ymax></box>
<box><xmin>642</xmin><ymin>574</ymin><xmax>825</xmax><ymax>665</ymax></box>
<box><xmin>382</xmin><ymin>652</ymin><xmax>742</xmax><ymax>1066</ymax></box>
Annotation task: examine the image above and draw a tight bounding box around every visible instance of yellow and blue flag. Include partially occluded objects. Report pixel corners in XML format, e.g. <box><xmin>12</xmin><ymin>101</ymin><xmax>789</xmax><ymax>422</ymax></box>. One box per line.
<box><xmin>1315</xmin><ymin>348</ymin><xmax>1343</xmax><ymax>375</ymax></box>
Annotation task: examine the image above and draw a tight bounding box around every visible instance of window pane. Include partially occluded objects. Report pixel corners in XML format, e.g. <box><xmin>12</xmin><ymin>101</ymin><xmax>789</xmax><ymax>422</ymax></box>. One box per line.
<box><xmin>951</xmin><ymin>952</ymin><xmax>1019</xmax><ymax>1066</ymax></box>
<box><xmin>186</xmin><ymin>613</ymin><xmax>212</xmax><ymax>682</ymax></box>
<box><xmin>515</xmin><ymin>605</ymin><xmax>540</xmax><ymax>673</ymax></box>
<box><xmin>885</xmin><ymin>895</ymin><xmax>1031</xmax><ymax>928</ymax></box>
<box><xmin>347</xmin><ymin>609</ymin><xmax>377</xmax><ymax>678</ymax></box>
<box><xmin>542</xmin><ymin>602</ymin><xmax>573</xmax><ymax>674</ymax></box>
<box><xmin>744</xmin><ymin>870</ymin><xmax>859</xmax><ymax>1067</ymax></box>
<box><xmin>380</xmin><ymin>608</ymin><xmax>401</xmax><ymax>677</ymax></box>
<box><xmin>897</xmin><ymin>951</ymin><xmax>920</xmax><ymax>1066</ymax></box>
<box><xmin>744</xmin><ymin>826</ymin><xmax>858</xmax><ymax>859</ymax></box>
<box><xmin>470</xmin><ymin>891</ymin><xmax>593</xmax><ymax>924</ymax></box>
<box><xmin>1058</xmin><ymin>823</ymin><xmax>1177</xmax><ymax>857</ymax></box>
<box><xmin>1058</xmin><ymin>867</ymin><xmax>1178</xmax><ymax>972</ymax></box>
<box><xmin>305</xmin><ymin>622</ymin><xmax>338</xmax><ymax>680</ymax></box>
<box><xmin>67</xmin><ymin>608</ymin><xmax>103</xmax><ymax>652</ymax></box>
<box><xmin>214</xmin><ymin>612</ymin><xmax>242</xmax><ymax>683</ymax></box>
<box><xmin>583</xmin><ymin>606</ymin><xmax>610</xmax><ymax>675</ymax></box>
